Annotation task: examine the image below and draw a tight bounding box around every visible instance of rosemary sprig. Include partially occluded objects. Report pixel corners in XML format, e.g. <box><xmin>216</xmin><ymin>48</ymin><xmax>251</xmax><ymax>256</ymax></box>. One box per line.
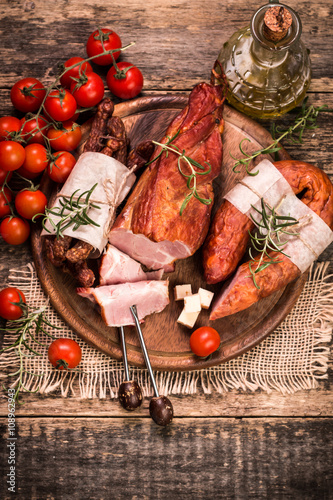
<box><xmin>149</xmin><ymin>138</ymin><xmax>212</xmax><ymax>215</ymax></box>
<box><xmin>0</xmin><ymin>301</ymin><xmax>59</xmax><ymax>402</ymax></box>
<box><xmin>37</xmin><ymin>183</ymin><xmax>101</xmax><ymax>238</ymax></box>
<box><xmin>232</xmin><ymin>97</ymin><xmax>330</xmax><ymax>176</ymax></box>
<box><xmin>248</xmin><ymin>197</ymin><xmax>299</xmax><ymax>289</ymax></box>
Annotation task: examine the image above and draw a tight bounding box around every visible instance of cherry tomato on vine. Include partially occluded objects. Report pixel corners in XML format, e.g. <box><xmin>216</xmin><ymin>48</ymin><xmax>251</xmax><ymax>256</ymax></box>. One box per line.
<box><xmin>0</xmin><ymin>216</ymin><xmax>30</xmax><ymax>245</ymax></box>
<box><xmin>0</xmin><ymin>168</ymin><xmax>12</xmax><ymax>185</ymax></box>
<box><xmin>44</xmin><ymin>89</ymin><xmax>77</xmax><ymax>122</ymax></box>
<box><xmin>86</xmin><ymin>28</ymin><xmax>122</xmax><ymax>66</ymax></box>
<box><xmin>15</xmin><ymin>189</ymin><xmax>47</xmax><ymax>220</ymax></box>
<box><xmin>47</xmin><ymin>121</ymin><xmax>82</xmax><ymax>151</ymax></box>
<box><xmin>16</xmin><ymin>165</ymin><xmax>41</xmax><ymax>180</ymax></box>
<box><xmin>21</xmin><ymin>143</ymin><xmax>49</xmax><ymax>174</ymax></box>
<box><xmin>0</xmin><ymin>187</ymin><xmax>12</xmax><ymax>218</ymax></box>
<box><xmin>0</xmin><ymin>141</ymin><xmax>26</xmax><ymax>171</ymax></box>
<box><xmin>20</xmin><ymin>115</ymin><xmax>49</xmax><ymax>145</ymax></box>
<box><xmin>48</xmin><ymin>338</ymin><xmax>82</xmax><ymax>369</ymax></box>
<box><xmin>48</xmin><ymin>151</ymin><xmax>76</xmax><ymax>183</ymax></box>
<box><xmin>0</xmin><ymin>116</ymin><xmax>21</xmax><ymax>141</ymax></box>
<box><xmin>10</xmin><ymin>77</ymin><xmax>46</xmax><ymax>113</ymax></box>
<box><xmin>60</xmin><ymin>57</ymin><xmax>93</xmax><ymax>88</ymax></box>
<box><xmin>106</xmin><ymin>62</ymin><xmax>143</xmax><ymax>99</ymax></box>
<box><xmin>189</xmin><ymin>327</ymin><xmax>221</xmax><ymax>357</ymax></box>
<box><xmin>0</xmin><ymin>287</ymin><xmax>26</xmax><ymax>320</ymax></box>
<box><xmin>70</xmin><ymin>72</ymin><xmax>104</xmax><ymax>108</ymax></box>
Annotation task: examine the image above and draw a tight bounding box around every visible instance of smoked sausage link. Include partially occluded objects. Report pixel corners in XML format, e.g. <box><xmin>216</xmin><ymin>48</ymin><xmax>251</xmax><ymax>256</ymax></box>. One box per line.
<box><xmin>203</xmin><ymin>200</ymin><xmax>253</xmax><ymax>284</ymax></box>
<box><xmin>208</xmin><ymin>160</ymin><xmax>333</xmax><ymax>320</ymax></box>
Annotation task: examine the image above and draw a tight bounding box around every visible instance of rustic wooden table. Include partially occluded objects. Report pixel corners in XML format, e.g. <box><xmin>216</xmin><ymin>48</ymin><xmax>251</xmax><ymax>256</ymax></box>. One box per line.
<box><xmin>0</xmin><ymin>1</ymin><xmax>332</xmax><ymax>498</ymax></box>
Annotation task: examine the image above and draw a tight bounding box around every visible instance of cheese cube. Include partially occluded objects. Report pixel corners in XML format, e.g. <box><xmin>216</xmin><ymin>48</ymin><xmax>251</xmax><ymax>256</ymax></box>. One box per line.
<box><xmin>174</xmin><ymin>284</ymin><xmax>192</xmax><ymax>301</ymax></box>
<box><xmin>198</xmin><ymin>288</ymin><xmax>214</xmax><ymax>309</ymax></box>
<box><xmin>184</xmin><ymin>293</ymin><xmax>201</xmax><ymax>313</ymax></box>
<box><xmin>177</xmin><ymin>308</ymin><xmax>200</xmax><ymax>328</ymax></box>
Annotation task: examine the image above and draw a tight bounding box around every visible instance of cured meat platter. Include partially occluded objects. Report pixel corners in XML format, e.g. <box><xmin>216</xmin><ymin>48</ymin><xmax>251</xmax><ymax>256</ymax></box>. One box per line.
<box><xmin>31</xmin><ymin>95</ymin><xmax>307</xmax><ymax>371</ymax></box>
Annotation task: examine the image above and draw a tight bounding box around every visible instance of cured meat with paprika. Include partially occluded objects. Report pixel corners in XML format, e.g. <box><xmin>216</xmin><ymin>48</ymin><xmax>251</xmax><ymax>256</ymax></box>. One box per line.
<box><xmin>109</xmin><ymin>72</ymin><xmax>227</xmax><ymax>271</ymax></box>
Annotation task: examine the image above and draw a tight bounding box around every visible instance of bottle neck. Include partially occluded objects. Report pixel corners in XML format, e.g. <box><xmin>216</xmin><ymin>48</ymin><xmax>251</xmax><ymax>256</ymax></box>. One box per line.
<box><xmin>251</xmin><ymin>38</ymin><xmax>288</xmax><ymax>67</ymax></box>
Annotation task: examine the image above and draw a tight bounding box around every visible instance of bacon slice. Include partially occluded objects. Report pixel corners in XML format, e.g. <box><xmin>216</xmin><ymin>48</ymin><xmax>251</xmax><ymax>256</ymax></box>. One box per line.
<box><xmin>77</xmin><ymin>280</ymin><xmax>169</xmax><ymax>327</ymax></box>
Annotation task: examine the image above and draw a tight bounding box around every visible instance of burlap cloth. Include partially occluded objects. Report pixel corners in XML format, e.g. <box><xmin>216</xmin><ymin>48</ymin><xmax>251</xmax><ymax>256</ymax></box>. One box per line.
<box><xmin>1</xmin><ymin>262</ymin><xmax>332</xmax><ymax>399</ymax></box>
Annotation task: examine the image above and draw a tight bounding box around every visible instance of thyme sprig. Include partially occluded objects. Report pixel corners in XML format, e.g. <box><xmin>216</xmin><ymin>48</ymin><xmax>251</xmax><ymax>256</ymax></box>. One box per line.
<box><xmin>248</xmin><ymin>197</ymin><xmax>299</xmax><ymax>289</ymax></box>
<box><xmin>149</xmin><ymin>138</ymin><xmax>212</xmax><ymax>215</ymax></box>
<box><xmin>37</xmin><ymin>183</ymin><xmax>101</xmax><ymax>239</ymax></box>
<box><xmin>0</xmin><ymin>301</ymin><xmax>59</xmax><ymax>402</ymax></box>
<box><xmin>232</xmin><ymin>98</ymin><xmax>330</xmax><ymax>176</ymax></box>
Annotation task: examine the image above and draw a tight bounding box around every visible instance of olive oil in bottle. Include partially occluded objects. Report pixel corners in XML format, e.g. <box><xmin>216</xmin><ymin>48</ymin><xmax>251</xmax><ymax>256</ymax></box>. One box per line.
<box><xmin>218</xmin><ymin>1</ymin><xmax>311</xmax><ymax>119</ymax></box>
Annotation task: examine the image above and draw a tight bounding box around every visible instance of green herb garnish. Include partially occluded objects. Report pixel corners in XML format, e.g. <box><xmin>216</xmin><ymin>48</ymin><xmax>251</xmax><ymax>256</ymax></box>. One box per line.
<box><xmin>232</xmin><ymin>98</ymin><xmax>330</xmax><ymax>176</ymax></box>
<box><xmin>149</xmin><ymin>136</ymin><xmax>212</xmax><ymax>215</ymax></box>
<box><xmin>248</xmin><ymin>197</ymin><xmax>299</xmax><ymax>289</ymax></box>
<box><xmin>37</xmin><ymin>183</ymin><xmax>101</xmax><ymax>239</ymax></box>
<box><xmin>1</xmin><ymin>301</ymin><xmax>59</xmax><ymax>402</ymax></box>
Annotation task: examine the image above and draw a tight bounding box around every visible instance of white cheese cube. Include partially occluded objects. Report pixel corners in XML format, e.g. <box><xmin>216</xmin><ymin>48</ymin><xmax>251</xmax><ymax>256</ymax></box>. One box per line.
<box><xmin>174</xmin><ymin>284</ymin><xmax>192</xmax><ymax>301</ymax></box>
<box><xmin>177</xmin><ymin>308</ymin><xmax>200</xmax><ymax>328</ymax></box>
<box><xmin>198</xmin><ymin>288</ymin><xmax>214</xmax><ymax>309</ymax></box>
<box><xmin>184</xmin><ymin>293</ymin><xmax>201</xmax><ymax>313</ymax></box>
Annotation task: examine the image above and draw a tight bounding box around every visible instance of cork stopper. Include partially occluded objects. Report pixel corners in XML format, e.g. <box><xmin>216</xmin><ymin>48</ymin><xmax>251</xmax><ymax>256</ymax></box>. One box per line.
<box><xmin>263</xmin><ymin>6</ymin><xmax>293</xmax><ymax>42</ymax></box>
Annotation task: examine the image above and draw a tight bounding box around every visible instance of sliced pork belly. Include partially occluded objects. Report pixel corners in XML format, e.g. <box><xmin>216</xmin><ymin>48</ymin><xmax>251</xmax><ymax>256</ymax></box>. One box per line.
<box><xmin>99</xmin><ymin>244</ymin><xmax>163</xmax><ymax>285</ymax></box>
<box><xmin>109</xmin><ymin>78</ymin><xmax>226</xmax><ymax>271</ymax></box>
<box><xmin>77</xmin><ymin>280</ymin><xmax>169</xmax><ymax>327</ymax></box>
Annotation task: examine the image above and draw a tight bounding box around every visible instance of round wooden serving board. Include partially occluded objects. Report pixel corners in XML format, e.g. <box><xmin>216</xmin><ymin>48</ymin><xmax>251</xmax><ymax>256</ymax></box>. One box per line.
<box><xmin>31</xmin><ymin>95</ymin><xmax>307</xmax><ymax>371</ymax></box>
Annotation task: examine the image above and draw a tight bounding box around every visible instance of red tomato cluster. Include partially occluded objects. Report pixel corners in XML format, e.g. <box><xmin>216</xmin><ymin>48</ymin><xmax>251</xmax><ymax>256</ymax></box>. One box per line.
<box><xmin>0</xmin><ymin>27</ymin><xmax>143</xmax><ymax>248</ymax></box>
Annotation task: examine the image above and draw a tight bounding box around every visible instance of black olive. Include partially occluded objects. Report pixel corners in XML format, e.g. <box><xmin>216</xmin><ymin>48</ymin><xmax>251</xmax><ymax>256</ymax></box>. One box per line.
<box><xmin>149</xmin><ymin>396</ymin><xmax>173</xmax><ymax>426</ymax></box>
<box><xmin>118</xmin><ymin>380</ymin><xmax>143</xmax><ymax>411</ymax></box>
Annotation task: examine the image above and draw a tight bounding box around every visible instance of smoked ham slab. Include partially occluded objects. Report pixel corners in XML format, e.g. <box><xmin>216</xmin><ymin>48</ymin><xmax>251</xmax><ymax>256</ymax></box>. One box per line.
<box><xmin>109</xmin><ymin>79</ymin><xmax>226</xmax><ymax>271</ymax></box>
<box><xmin>99</xmin><ymin>245</ymin><xmax>163</xmax><ymax>286</ymax></box>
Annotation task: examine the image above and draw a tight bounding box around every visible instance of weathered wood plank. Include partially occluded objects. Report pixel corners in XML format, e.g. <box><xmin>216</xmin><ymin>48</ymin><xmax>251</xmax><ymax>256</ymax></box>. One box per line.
<box><xmin>0</xmin><ymin>417</ymin><xmax>332</xmax><ymax>499</ymax></box>
<box><xmin>0</xmin><ymin>0</ymin><xmax>332</xmax><ymax>90</ymax></box>
<box><xmin>0</xmin><ymin>389</ymin><xmax>332</xmax><ymax>417</ymax></box>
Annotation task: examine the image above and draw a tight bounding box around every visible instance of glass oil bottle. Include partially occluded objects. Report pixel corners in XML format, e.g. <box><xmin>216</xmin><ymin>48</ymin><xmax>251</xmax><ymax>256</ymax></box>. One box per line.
<box><xmin>218</xmin><ymin>1</ymin><xmax>311</xmax><ymax>119</ymax></box>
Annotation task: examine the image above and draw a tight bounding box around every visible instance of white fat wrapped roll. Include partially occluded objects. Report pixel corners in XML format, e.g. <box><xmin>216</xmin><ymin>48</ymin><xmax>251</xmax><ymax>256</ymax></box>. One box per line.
<box><xmin>41</xmin><ymin>152</ymin><xmax>136</xmax><ymax>257</ymax></box>
<box><xmin>224</xmin><ymin>159</ymin><xmax>333</xmax><ymax>273</ymax></box>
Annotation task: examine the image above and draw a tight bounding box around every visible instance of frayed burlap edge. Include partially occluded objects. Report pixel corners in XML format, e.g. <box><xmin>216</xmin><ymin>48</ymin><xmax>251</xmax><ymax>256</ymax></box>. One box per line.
<box><xmin>0</xmin><ymin>262</ymin><xmax>332</xmax><ymax>399</ymax></box>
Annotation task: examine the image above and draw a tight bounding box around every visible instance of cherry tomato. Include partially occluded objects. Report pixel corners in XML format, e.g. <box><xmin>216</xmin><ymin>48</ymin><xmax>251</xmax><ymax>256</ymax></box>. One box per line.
<box><xmin>0</xmin><ymin>287</ymin><xmax>26</xmax><ymax>320</ymax></box>
<box><xmin>48</xmin><ymin>151</ymin><xmax>76</xmax><ymax>183</ymax></box>
<box><xmin>0</xmin><ymin>169</ymin><xmax>12</xmax><ymax>185</ymax></box>
<box><xmin>0</xmin><ymin>187</ymin><xmax>12</xmax><ymax>218</ymax></box>
<box><xmin>20</xmin><ymin>115</ymin><xmax>49</xmax><ymax>145</ymax></box>
<box><xmin>70</xmin><ymin>72</ymin><xmax>104</xmax><ymax>108</ymax></box>
<box><xmin>106</xmin><ymin>62</ymin><xmax>143</xmax><ymax>99</ymax></box>
<box><xmin>189</xmin><ymin>327</ymin><xmax>221</xmax><ymax>357</ymax></box>
<box><xmin>0</xmin><ymin>141</ymin><xmax>26</xmax><ymax>171</ymax></box>
<box><xmin>10</xmin><ymin>77</ymin><xmax>46</xmax><ymax>113</ymax></box>
<box><xmin>44</xmin><ymin>89</ymin><xmax>77</xmax><ymax>122</ymax></box>
<box><xmin>48</xmin><ymin>338</ymin><xmax>82</xmax><ymax>369</ymax></box>
<box><xmin>60</xmin><ymin>57</ymin><xmax>93</xmax><ymax>88</ymax></box>
<box><xmin>16</xmin><ymin>164</ymin><xmax>41</xmax><ymax>180</ymax></box>
<box><xmin>0</xmin><ymin>216</ymin><xmax>30</xmax><ymax>245</ymax></box>
<box><xmin>15</xmin><ymin>189</ymin><xmax>47</xmax><ymax>220</ymax></box>
<box><xmin>47</xmin><ymin>121</ymin><xmax>82</xmax><ymax>151</ymax></box>
<box><xmin>86</xmin><ymin>28</ymin><xmax>122</xmax><ymax>66</ymax></box>
<box><xmin>21</xmin><ymin>143</ymin><xmax>49</xmax><ymax>174</ymax></box>
<box><xmin>0</xmin><ymin>116</ymin><xmax>21</xmax><ymax>141</ymax></box>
